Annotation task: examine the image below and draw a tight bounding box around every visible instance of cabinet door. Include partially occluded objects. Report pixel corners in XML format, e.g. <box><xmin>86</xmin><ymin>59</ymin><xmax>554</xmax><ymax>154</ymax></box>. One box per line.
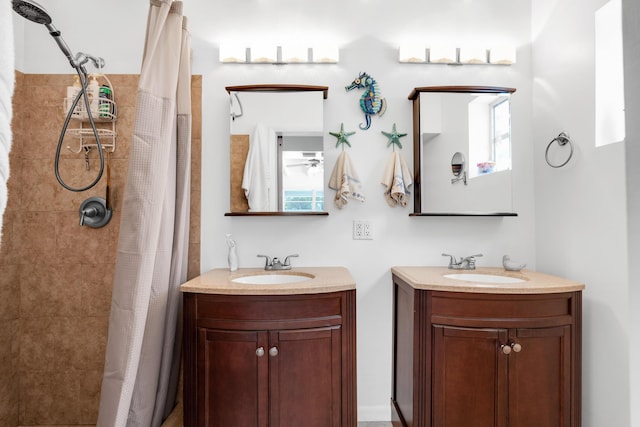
<box><xmin>432</xmin><ymin>325</ymin><xmax>509</xmax><ymax>427</ymax></box>
<box><xmin>508</xmin><ymin>326</ymin><xmax>572</xmax><ymax>427</ymax></box>
<box><xmin>269</xmin><ymin>326</ymin><xmax>342</xmax><ymax>427</ymax></box>
<box><xmin>199</xmin><ymin>329</ymin><xmax>269</xmax><ymax>427</ymax></box>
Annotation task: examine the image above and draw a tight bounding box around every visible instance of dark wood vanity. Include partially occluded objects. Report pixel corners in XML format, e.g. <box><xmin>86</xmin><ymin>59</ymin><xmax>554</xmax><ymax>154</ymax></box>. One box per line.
<box><xmin>182</xmin><ymin>268</ymin><xmax>357</xmax><ymax>427</ymax></box>
<box><xmin>391</xmin><ymin>267</ymin><xmax>583</xmax><ymax>427</ymax></box>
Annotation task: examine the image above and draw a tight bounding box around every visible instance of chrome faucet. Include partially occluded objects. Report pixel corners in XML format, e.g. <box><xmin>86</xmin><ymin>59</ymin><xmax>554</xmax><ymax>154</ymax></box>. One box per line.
<box><xmin>442</xmin><ymin>253</ymin><xmax>483</xmax><ymax>270</ymax></box>
<box><xmin>257</xmin><ymin>254</ymin><xmax>299</xmax><ymax>270</ymax></box>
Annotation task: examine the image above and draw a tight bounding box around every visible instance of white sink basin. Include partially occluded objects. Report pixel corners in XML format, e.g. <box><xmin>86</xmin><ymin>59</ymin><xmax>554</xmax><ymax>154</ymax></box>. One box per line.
<box><xmin>232</xmin><ymin>273</ymin><xmax>314</xmax><ymax>285</ymax></box>
<box><xmin>443</xmin><ymin>273</ymin><xmax>526</xmax><ymax>284</ymax></box>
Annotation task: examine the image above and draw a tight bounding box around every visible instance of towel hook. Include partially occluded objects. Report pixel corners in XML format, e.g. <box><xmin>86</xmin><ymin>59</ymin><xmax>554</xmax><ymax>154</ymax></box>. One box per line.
<box><xmin>230</xmin><ymin>92</ymin><xmax>243</xmax><ymax>121</ymax></box>
<box><xmin>329</xmin><ymin>123</ymin><xmax>355</xmax><ymax>151</ymax></box>
<box><xmin>545</xmin><ymin>132</ymin><xmax>573</xmax><ymax>168</ymax></box>
<box><xmin>381</xmin><ymin>123</ymin><xmax>407</xmax><ymax>152</ymax></box>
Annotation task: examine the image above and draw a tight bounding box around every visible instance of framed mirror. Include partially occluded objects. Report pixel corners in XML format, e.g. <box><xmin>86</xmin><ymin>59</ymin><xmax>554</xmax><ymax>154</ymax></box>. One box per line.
<box><xmin>409</xmin><ymin>86</ymin><xmax>518</xmax><ymax>216</ymax></box>
<box><xmin>225</xmin><ymin>85</ymin><xmax>328</xmax><ymax>216</ymax></box>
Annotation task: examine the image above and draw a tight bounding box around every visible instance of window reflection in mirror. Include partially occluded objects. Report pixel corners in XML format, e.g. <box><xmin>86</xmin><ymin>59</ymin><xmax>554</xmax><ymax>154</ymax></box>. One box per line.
<box><xmin>280</xmin><ymin>135</ymin><xmax>324</xmax><ymax>212</ymax></box>
<box><xmin>412</xmin><ymin>86</ymin><xmax>517</xmax><ymax>216</ymax></box>
<box><xmin>468</xmin><ymin>94</ymin><xmax>511</xmax><ymax>178</ymax></box>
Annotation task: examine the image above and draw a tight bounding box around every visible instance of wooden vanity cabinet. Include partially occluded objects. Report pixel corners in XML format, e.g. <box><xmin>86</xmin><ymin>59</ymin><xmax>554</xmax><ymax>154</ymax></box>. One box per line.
<box><xmin>183</xmin><ymin>291</ymin><xmax>357</xmax><ymax>427</ymax></box>
<box><xmin>391</xmin><ymin>274</ymin><xmax>582</xmax><ymax>427</ymax></box>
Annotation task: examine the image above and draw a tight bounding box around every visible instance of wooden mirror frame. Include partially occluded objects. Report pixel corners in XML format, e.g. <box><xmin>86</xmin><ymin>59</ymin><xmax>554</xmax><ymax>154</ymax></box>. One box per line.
<box><xmin>408</xmin><ymin>86</ymin><xmax>518</xmax><ymax>217</ymax></box>
<box><xmin>224</xmin><ymin>84</ymin><xmax>329</xmax><ymax>216</ymax></box>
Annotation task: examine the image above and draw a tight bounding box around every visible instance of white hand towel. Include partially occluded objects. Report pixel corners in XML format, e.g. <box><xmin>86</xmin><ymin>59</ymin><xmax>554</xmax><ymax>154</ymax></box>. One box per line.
<box><xmin>328</xmin><ymin>151</ymin><xmax>365</xmax><ymax>209</ymax></box>
<box><xmin>381</xmin><ymin>151</ymin><xmax>413</xmax><ymax>207</ymax></box>
<box><xmin>242</xmin><ymin>124</ymin><xmax>277</xmax><ymax>211</ymax></box>
<box><xmin>0</xmin><ymin>0</ymin><xmax>15</xmax><ymax>246</ymax></box>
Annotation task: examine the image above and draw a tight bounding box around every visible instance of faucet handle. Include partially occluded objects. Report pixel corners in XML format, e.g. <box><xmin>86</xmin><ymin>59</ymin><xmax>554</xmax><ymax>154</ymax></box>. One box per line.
<box><xmin>442</xmin><ymin>253</ymin><xmax>458</xmax><ymax>266</ymax></box>
<box><xmin>463</xmin><ymin>254</ymin><xmax>483</xmax><ymax>269</ymax></box>
<box><xmin>257</xmin><ymin>254</ymin><xmax>272</xmax><ymax>268</ymax></box>
<box><xmin>283</xmin><ymin>254</ymin><xmax>299</xmax><ymax>266</ymax></box>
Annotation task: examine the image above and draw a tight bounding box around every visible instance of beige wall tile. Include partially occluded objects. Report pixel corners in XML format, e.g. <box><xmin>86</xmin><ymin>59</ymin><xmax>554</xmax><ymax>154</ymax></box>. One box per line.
<box><xmin>20</xmin><ymin>370</ymin><xmax>80</xmax><ymax>425</ymax></box>
<box><xmin>20</xmin><ymin>264</ymin><xmax>83</xmax><ymax>317</ymax></box>
<box><xmin>0</xmin><ymin>265</ymin><xmax>20</xmax><ymax>320</ymax></box>
<box><xmin>6</xmin><ymin>72</ymin><xmax>202</xmax><ymax>425</ymax></box>
<box><xmin>54</xmin><ymin>211</ymin><xmax>114</xmax><ymax>262</ymax></box>
<box><xmin>14</xmin><ymin>211</ymin><xmax>57</xmax><ymax>264</ymax></box>
<box><xmin>6</xmin><ymin>145</ymin><xmax>23</xmax><ymax>212</ymax></box>
<box><xmin>187</xmin><ymin>242</ymin><xmax>200</xmax><ymax>280</ymax></box>
<box><xmin>0</xmin><ymin>367</ymin><xmax>19</xmax><ymax>426</ymax></box>
<box><xmin>80</xmin><ymin>264</ymin><xmax>115</xmax><ymax>316</ymax></box>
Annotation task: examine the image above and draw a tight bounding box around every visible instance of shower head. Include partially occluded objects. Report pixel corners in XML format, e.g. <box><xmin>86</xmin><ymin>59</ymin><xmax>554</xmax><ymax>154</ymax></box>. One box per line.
<box><xmin>11</xmin><ymin>0</ymin><xmax>102</xmax><ymax>71</ymax></box>
<box><xmin>12</xmin><ymin>0</ymin><xmax>52</xmax><ymax>25</ymax></box>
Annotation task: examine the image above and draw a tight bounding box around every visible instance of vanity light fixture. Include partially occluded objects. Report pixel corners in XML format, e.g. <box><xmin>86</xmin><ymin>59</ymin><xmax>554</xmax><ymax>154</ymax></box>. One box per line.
<box><xmin>281</xmin><ymin>45</ymin><xmax>311</xmax><ymax>63</ymax></box>
<box><xmin>398</xmin><ymin>45</ymin><xmax>427</xmax><ymax>63</ymax></box>
<box><xmin>429</xmin><ymin>46</ymin><xmax>457</xmax><ymax>64</ymax></box>
<box><xmin>250</xmin><ymin>45</ymin><xmax>278</xmax><ymax>63</ymax></box>
<box><xmin>219</xmin><ymin>45</ymin><xmax>338</xmax><ymax>64</ymax></box>
<box><xmin>489</xmin><ymin>46</ymin><xmax>517</xmax><ymax>65</ymax></box>
<box><xmin>219</xmin><ymin>45</ymin><xmax>248</xmax><ymax>63</ymax></box>
<box><xmin>398</xmin><ymin>45</ymin><xmax>516</xmax><ymax>65</ymax></box>
<box><xmin>459</xmin><ymin>47</ymin><xmax>488</xmax><ymax>64</ymax></box>
<box><xmin>310</xmin><ymin>45</ymin><xmax>339</xmax><ymax>63</ymax></box>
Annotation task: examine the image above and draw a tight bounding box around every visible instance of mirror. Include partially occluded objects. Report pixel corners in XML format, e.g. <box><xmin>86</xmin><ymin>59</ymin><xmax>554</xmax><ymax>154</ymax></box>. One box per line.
<box><xmin>451</xmin><ymin>152</ymin><xmax>467</xmax><ymax>185</ymax></box>
<box><xmin>225</xmin><ymin>85</ymin><xmax>328</xmax><ymax>215</ymax></box>
<box><xmin>409</xmin><ymin>86</ymin><xmax>517</xmax><ymax>216</ymax></box>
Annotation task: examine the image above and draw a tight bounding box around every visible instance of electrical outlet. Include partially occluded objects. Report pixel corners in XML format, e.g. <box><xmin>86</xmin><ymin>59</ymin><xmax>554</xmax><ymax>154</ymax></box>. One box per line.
<box><xmin>353</xmin><ymin>220</ymin><xmax>373</xmax><ymax>240</ymax></box>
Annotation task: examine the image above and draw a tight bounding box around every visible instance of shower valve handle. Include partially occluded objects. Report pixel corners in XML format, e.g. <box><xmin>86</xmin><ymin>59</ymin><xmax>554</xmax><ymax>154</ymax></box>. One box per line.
<box><xmin>80</xmin><ymin>207</ymin><xmax>98</xmax><ymax>226</ymax></box>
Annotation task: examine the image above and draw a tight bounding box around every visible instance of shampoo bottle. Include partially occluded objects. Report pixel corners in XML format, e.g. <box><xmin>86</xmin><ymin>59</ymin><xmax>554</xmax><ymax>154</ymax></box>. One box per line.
<box><xmin>66</xmin><ymin>76</ymin><xmax>81</xmax><ymax>115</ymax></box>
<box><xmin>226</xmin><ymin>234</ymin><xmax>238</xmax><ymax>272</ymax></box>
<box><xmin>87</xmin><ymin>75</ymin><xmax>101</xmax><ymax>116</ymax></box>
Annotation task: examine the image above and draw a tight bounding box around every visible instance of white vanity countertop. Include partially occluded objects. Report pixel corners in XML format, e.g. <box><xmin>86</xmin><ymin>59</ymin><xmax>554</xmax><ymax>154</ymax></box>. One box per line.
<box><xmin>180</xmin><ymin>267</ymin><xmax>356</xmax><ymax>295</ymax></box>
<box><xmin>391</xmin><ymin>266</ymin><xmax>585</xmax><ymax>294</ymax></box>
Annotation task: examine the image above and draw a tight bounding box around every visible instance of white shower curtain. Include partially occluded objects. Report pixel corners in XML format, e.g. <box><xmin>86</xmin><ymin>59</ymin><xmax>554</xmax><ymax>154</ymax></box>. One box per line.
<box><xmin>0</xmin><ymin>0</ymin><xmax>14</xmax><ymax>245</ymax></box>
<box><xmin>98</xmin><ymin>1</ymin><xmax>191</xmax><ymax>426</ymax></box>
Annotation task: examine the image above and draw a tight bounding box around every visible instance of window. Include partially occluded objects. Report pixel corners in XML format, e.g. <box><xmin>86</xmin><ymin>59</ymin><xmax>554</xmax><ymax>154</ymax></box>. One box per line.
<box><xmin>491</xmin><ymin>97</ymin><xmax>511</xmax><ymax>171</ymax></box>
<box><xmin>283</xmin><ymin>190</ymin><xmax>324</xmax><ymax>212</ymax></box>
<box><xmin>595</xmin><ymin>0</ymin><xmax>625</xmax><ymax>147</ymax></box>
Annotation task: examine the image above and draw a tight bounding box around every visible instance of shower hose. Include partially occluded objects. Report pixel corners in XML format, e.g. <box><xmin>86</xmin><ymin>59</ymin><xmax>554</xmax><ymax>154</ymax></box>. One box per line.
<box><xmin>55</xmin><ymin>67</ymin><xmax>105</xmax><ymax>192</ymax></box>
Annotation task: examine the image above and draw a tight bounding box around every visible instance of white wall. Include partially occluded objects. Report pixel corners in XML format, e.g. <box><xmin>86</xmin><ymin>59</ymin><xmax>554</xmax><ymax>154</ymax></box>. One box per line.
<box><xmin>14</xmin><ymin>0</ymin><xmax>636</xmax><ymax>423</ymax></box>
<box><xmin>532</xmin><ymin>0</ymin><xmax>630</xmax><ymax>425</ymax></box>
<box><xmin>199</xmin><ymin>1</ymin><xmax>534</xmax><ymax>419</ymax></box>
<box><xmin>623</xmin><ymin>0</ymin><xmax>640</xmax><ymax>425</ymax></box>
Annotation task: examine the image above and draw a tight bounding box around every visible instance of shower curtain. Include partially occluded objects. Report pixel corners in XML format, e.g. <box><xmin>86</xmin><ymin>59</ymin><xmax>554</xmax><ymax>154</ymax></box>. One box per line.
<box><xmin>98</xmin><ymin>1</ymin><xmax>191</xmax><ymax>426</ymax></box>
<box><xmin>0</xmin><ymin>0</ymin><xmax>14</xmax><ymax>246</ymax></box>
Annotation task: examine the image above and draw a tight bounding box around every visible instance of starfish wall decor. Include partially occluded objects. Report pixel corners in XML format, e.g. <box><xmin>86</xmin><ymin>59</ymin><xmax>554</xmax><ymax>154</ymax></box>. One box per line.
<box><xmin>382</xmin><ymin>123</ymin><xmax>407</xmax><ymax>149</ymax></box>
<box><xmin>329</xmin><ymin>123</ymin><xmax>356</xmax><ymax>149</ymax></box>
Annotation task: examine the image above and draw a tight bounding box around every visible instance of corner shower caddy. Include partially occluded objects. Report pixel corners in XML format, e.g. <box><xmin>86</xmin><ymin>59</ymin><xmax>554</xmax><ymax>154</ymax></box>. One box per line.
<box><xmin>62</xmin><ymin>73</ymin><xmax>117</xmax><ymax>154</ymax></box>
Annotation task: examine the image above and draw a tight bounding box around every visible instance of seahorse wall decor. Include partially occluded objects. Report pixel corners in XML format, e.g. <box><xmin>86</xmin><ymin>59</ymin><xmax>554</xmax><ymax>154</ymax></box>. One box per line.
<box><xmin>345</xmin><ymin>71</ymin><xmax>387</xmax><ymax>130</ymax></box>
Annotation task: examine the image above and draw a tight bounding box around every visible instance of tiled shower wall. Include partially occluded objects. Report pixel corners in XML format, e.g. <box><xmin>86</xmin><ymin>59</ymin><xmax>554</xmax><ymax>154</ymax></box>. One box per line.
<box><xmin>0</xmin><ymin>72</ymin><xmax>201</xmax><ymax>425</ymax></box>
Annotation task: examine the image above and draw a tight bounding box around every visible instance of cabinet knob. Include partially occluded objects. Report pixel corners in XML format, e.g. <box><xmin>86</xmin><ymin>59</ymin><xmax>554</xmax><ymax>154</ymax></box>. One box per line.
<box><xmin>256</xmin><ymin>347</ymin><xmax>265</xmax><ymax>357</ymax></box>
<box><xmin>269</xmin><ymin>346</ymin><xmax>279</xmax><ymax>357</ymax></box>
<box><xmin>501</xmin><ymin>342</ymin><xmax>522</xmax><ymax>355</ymax></box>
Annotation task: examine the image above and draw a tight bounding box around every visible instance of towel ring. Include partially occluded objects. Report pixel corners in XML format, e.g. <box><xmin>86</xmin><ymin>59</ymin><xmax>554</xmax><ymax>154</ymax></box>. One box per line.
<box><xmin>545</xmin><ymin>132</ymin><xmax>573</xmax><ymax>168</ymax></box>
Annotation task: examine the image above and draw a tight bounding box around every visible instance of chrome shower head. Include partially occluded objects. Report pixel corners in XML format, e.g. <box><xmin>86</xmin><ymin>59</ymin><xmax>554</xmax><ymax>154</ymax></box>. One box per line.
<box><xmin>12</xmin><ymin>0</ymin><xmax>52</xmax><ymax>25</ymax></box>
<box><xmin>11</xmin><ymin>0</ymin><xmax>92</xmax><ymax>71</ymax></box>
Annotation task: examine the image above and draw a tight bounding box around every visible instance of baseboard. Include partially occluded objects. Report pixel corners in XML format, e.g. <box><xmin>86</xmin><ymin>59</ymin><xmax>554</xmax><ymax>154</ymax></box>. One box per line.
<box><xmin>358</xmin><ymin>404</ymin><xmax>391</xmax><ymax>421</ymax></box>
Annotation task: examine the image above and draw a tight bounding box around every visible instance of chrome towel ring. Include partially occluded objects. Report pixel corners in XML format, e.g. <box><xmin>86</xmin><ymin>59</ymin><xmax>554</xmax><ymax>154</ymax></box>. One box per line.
<box><xmin>545</xmin><ymin>132</ymin><xmax>573</xmax><ymax>168</ymax></box>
